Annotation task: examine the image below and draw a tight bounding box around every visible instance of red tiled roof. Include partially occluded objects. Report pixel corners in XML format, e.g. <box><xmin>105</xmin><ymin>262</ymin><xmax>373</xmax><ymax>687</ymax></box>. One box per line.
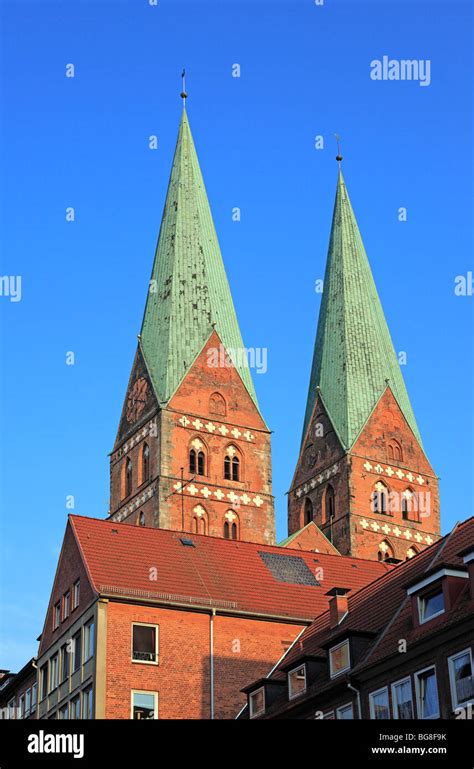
<box><xmin>69</xmin><ymin>515</ymin><xmax>390</xmax><ymax>621</ymax></box>
<box><xmin>271</xmin><ymin>517</ymin><xmax>474</xmax><ymax>674</ymax></box>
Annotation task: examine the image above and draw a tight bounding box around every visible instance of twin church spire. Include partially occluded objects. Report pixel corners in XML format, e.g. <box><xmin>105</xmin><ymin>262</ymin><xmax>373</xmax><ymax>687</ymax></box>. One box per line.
<box><xmin>111</xmin><ymin>86</ymin><xmax>439</xmax><ymax>560</ymax></box>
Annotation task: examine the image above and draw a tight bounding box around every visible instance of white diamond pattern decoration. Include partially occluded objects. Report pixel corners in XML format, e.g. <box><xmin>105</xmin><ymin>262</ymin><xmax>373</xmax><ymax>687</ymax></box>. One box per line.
<box><xmin>241</xmin><ymin>493</ymin><xmax>251</xmax><ymax>505</ymax></box>
<box><xmin>360</xmin><ymin>519</ymin><xmax>369</xmax><ymax>529</ymax></box>
<box><xmin>192</xmin><ymin>419</ymin><xmax>203</xmax><ymax>430</ymax></box>
<box><xmin>416</xmin><ymin>475</ymin><xmax>424</xmax><ymax>485</ymax></box>
<box><xmin>201</xmin><ymin>487</ymin><xmax>212</xmax><ymax>499</ymax></box>
<box><xmin>187</xmin><ymin>484</ymin><xmax>198</xmax><ymax>496</ymax></box>
<box><xmin>404</xmin><ymin>529</ymin><xmax>412</xmax><ymax>540</ymax></box>
<box><xmin>218</xmin><ymin>425</ymin><xmax>229</xmax><ymax>436</ymax></box>
<box><xmin>231</xmin><ymin>428</ymin><xmax>241</xmax><ymax>439</ymax></box>
<box><xmin>179</xmin><ymin>416</ymin><xmax>190</xmax><ymax>427</ymax></box>
<box><xmin>253</xmin><ymin>495</ymin><xmax>263</xmax><ymax>508</ymax></box>
<box><xmin>227</xmin><ymin>491</ymin><xmax>239</xmax><ymax>504</ymax></box>
<box><xmin>385</xmin><ymin>466</ymin><xmax>394</xmax><ymax>477</ymax></box>
<box><xmin>214</xmin><ymin>489</ymin><xmax>225</xmax><ymax>500</ymax></box>
<box><xmin>205</xmin><ymin>422</ymin><xmax>216</xmax><ymax>433</ymax></box>
<box><xmin>363</xmin><ymin>462</ymin><xmax>373</xmax><ymax>471</ymax></box>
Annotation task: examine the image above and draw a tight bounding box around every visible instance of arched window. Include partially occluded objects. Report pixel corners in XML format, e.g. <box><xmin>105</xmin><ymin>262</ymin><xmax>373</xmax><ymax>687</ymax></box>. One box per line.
<box><xmin>142</xmin><ymin>443</ymin><xmax>150</xmax><ymax>483</ymax></box>
<box><xmin>125</xmin><ymin>458</ymin><xmax>133</xmax><ymax>498</ymax></box>
<box><xmin>224</xmin><ymin>446</ymin><xmax>240</xmax><ymax>481</ymax></box>
<box><xmin>377</xmin><ymin>539</ymin><xmax>394</xmax><ymax>562</ymax></box>
<box><xmin>387</xmin><ymin>440</ymin><xmax>402</xmax><ymax>462</ymax></box>
<box><xmin>325</xmin><ymin>485</ymin><xmax>335</xmax><ymax>521</ymax></box>
<box><xmin>197</xmin><ymin>451</ymin><xmax>205</xmax><ymax>476</ymax></box>
<box><xmin>372</xmin><ymin>481</ymin><xmax>389</xmax><ymax>514</ymax></box>
<box><xmin>224</xmin><ymin>511</ymin><xmax>238</xmax><ymax>540</ymax></box>
<box><xmin>304</xmin><ymin>498</ymin><xmax>313</xmax><ymax>526</ymax></box>
<box><xmin>193</xmin><ymin>506</ymin><xmax>207</xmax><ymax>535</ymax></box>
<box><xmin>402</xmin><ymin>489</ymin><xmax>417</xmax><ymax>521</ymax></box>
<box><xmin>189</xmin><ymin>449</ymin><xmax>197</xmax><ymax>475</ymax></box>
<box><xmin>138</xmin><ymin>511</ymin><xmax>145</xmax><ymax>527</ymax></box>
<box><xmin>209</xmin><ymin>392</ymin><xmax>226</xmax><ymax>417</ymax></box>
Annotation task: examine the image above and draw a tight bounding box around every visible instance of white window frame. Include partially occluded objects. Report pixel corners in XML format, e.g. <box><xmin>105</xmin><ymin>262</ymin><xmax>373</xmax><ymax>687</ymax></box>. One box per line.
<box><xmin>19</xmin><ymin>694</ymin><xmax>25</xmax><ymax>719</ymax></box>
<box><xmin>329</xmin><ymin>639</ymin><xmax>351</xmax><ymax>678</ymax></box>
<box><xmin>415</xmin><ymin>665</ymin><xmax>440</xmax><ymax>719</ymax></box>
<box><xmin>82</xmin><ymin>686</ymin><xmax>93</xmax><ymax>719</ymax></box>
<box><xmin>84</xmin><ymin>619</ymin><xmax>95</xmax><ymax>662</ymax></box>
<box><xmin>53</xmin><ymin>602</ymin><xmax>61</xmax><ymax>630</ymax></box>
<box><xmin>72</xmin><ymin>630</ymin><xmax>82</xmax><ymax>672</ymax></box>
<box><xmin>70</xmin><ymin>694</ymin><xmax>81</xmax><ymax>720</ymax></box>
<box><xmin>249</xmin><ymin>686</ymin><xmax>265</xmax><ymax>719</ymax></box>
<box><xmin>391</xmin><ymin>676</ymin><xmax>414</xmax><ymax>719</ymax></box>
<box><xmin>63</xmin><ymin>590</ymin><xmax>70</xmax><ymax>620</ymax></box>
<box><xmin>336</xmin><ymin>702</ymin><xmax>354</xmax><ymax>719</ymax></box>
<box><xmin>131</xmin><ymin>689</ymin><xmax>159</xmax><ymax>720</ymax></box>
<box><xmin>73</xmin><ymin>580</ymin><xmax>80</xmax><ymax>610</ymax></box>
<box><xmin>49</xmin><ymin>654</ymin><xmax>59</xmax><ymax>693</ymax></box>
<box><xmin>131</xmin><ymin>622</ymin><xmax>159</xmax><ymax>665</ymax></box>
<box><xmin>448</xmin><ymin>648</ymin><xmax>474</xmax><ymax>710</ymax></box>
<box><xmin>288</xmin><ymin>664</ymin><xmax>307</xmax><ymax>700</ymax></box>
<box><xmin>417</xmin><ymin>588</ymin><xmax>445</xmax><ymax>624</ymax></box>
<box><xmin>31</xmin><ymin>683</ymin><xmax>37</xmax><ymax>710</ymax></box>
<box><xmin>369</xmin><ymin>686</ymin><xmax>390</xmax><ymax>719</ymax></box>
<box><xmin>25</xmin><ymin>688</ymin><xmax>31</xmax><ymax>717</ymax></box>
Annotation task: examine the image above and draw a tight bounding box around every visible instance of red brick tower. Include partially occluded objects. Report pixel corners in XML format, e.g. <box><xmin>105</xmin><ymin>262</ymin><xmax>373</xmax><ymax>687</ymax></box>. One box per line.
<box><xmin>288</xmin><ymin>164</ymin><xmax>440</xmax><ymax>562</ymax></box>
<box><xmin>108</xmin><ymin>105</ymin><xmax>275</xmax><ymax>544</ymax></box>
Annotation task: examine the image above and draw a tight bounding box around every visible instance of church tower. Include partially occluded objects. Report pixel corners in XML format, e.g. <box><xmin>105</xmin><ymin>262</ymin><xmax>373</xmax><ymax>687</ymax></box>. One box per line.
<box><xmin>288</xmin><ymin>162</ymin><xmax>440</xmax><ymax>562</ymax></box>
<box><xmin>108</xmin><ymin>101</ymin><xmax>275</xmax><ymax>545</ymax></box>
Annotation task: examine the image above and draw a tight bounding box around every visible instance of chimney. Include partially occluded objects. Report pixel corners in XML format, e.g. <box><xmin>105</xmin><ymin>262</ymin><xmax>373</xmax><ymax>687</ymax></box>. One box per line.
<box><xmin>326</xmin><ymin>587</ymin><xmax>350</xmax><ymax>628</ymax></box>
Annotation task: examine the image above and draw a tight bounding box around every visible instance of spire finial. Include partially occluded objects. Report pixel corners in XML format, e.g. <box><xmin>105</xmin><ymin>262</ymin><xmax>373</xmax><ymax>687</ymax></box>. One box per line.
<box><xmin>334</xmin><ymin>133</ymin><xmax>343</xmax><ymax>166</ymax></box>
<box><xmin>180</xmin><ymin>68</ymin><xmax>188</xmax><ymax>105</ymax></box>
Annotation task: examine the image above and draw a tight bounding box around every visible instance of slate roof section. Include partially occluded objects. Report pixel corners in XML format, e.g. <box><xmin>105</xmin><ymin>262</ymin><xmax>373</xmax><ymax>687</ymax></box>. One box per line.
<box><xmin>69</xmin><ymin>515</ymin><xmax>390</xmax><ymax>622</ymax></box>
<box><xmin>140</xmin><ymin>108</ymin><xmax>257</xmax><ymax>407</ymax></box>
<box><xmin>302</xmin><ymin>169</ymin><xmax>421</xmax><ymax>449</ymax></box>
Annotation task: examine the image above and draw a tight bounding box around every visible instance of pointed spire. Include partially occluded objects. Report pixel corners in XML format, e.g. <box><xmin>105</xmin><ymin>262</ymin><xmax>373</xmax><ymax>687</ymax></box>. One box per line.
<box><xmin>140</xmin><ymin>108</ymin><xmax>258</xmax><ymax>406</ymax></box>
<box><xmin>302</xmin><ymin>168</ymin><xmax>421</xmax><ymax>448</ymax></box>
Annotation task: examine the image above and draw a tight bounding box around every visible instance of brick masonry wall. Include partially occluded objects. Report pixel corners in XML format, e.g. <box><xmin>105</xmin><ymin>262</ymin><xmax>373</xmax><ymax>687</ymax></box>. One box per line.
<box><xmin>104</xmin><ymin>601</ymin><xmax>304</xmax><ymax>719</ymax></box>
<box><xmin>38</xmin><ymin>522</ymin><xmax>95</xmax><ymax>658</ymax></box>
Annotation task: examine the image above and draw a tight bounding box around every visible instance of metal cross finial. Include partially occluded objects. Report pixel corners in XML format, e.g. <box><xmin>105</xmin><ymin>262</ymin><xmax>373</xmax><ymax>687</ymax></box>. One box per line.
<box><xmin>334</xmin><ymin>133</ymin><xmax>343</xmax><ymax>165</ymax></box>
<box><xmin>180</xmin><ymin>69</ymin><xmax>188</xmax><ymax>105</ymax></box>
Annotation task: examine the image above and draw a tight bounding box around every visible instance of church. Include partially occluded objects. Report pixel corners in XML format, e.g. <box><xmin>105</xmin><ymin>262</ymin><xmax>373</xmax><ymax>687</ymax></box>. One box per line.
<box><xmin>2</xmin><ymin>94</ymin><xmax>471</xmax><ymax>722</ymax></box>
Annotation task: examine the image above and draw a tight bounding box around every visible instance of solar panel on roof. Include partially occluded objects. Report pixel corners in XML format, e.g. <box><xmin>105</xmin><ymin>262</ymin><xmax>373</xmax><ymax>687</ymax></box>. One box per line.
<box><xmin>180</xmin><ymin>538</ymin><xmax>195</xmax><ymax>547</ymax></box>
<box><xmin>258</xmin><ymin>552</ymin><xmax>320</xmax><ymax>586</ymax></box>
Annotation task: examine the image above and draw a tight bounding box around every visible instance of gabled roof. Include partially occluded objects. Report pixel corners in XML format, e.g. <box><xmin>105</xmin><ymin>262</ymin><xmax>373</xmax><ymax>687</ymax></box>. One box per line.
<box><xmin>140</xmin><ymin>108</ymin><xmax>257</xmax><ymax>407</ymax></box>
<box><xmin>266</xmin><ymin>517</ymin><xmax>473</xmax><ymax>685</ymax></box>
<box><xmin>302</xmin><ymin>169</ymin><xmax>421</xmax><ymax>449</ymax></box>
<box><xmin>69</xmin><ymin>515</ymin><xmax>389</xmax><ymax>622</ymax></box>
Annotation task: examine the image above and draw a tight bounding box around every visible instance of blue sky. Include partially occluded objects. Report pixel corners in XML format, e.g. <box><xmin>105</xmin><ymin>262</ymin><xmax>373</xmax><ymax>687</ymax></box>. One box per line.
<box><xmin>0</xmin><ymin>0</ymin><xmax>472</xmax><ymax>671</ymax></box>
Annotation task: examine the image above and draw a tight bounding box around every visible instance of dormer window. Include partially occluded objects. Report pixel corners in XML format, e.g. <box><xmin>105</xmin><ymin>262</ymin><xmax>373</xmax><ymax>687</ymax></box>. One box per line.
<box><xmin>288</xmin><ymin>664</ymin><xmax>307</xmax><ymax>700</ymax></box>
<box><xmin>249</xmin><ymin>687</ymin><xmax>265</xmax><ymax>719</ymax></box>
<box><xmin>329</xmin><ymin>639</ymin><xmax>350</xmax><ymax>678</ymax></box>
<box><xmin>418</xmin><ymin>587</ymin><xmax>445</xmax><ymax>623</ymax></box>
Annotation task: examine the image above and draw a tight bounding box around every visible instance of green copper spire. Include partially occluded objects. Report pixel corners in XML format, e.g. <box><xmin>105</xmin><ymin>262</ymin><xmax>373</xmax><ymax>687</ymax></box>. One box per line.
<box><xmin>140</xmin><ymin>108</ymin><xmax>257</xmax><ymax>406</ymax></box>
<box><xmin>302</xmin><ymin>168</ymin><xmax>421</xmax><ymax>449</ymax></box>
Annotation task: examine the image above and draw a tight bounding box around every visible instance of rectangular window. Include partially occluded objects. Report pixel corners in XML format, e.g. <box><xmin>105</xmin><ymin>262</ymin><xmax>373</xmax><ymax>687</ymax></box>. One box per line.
<box><xmin>53</xmin><ymin>602</ymin><xmax>61</xmax><ymax>629</ymax></box>
<box><xmin>288</xmin><ymin>664</ymin><xmax>307</xmax><ymax>699</ymax></box>
<box><xmin>63</xmin><ymin>591</ymin><xmax>70</xmax><ymax>620</ymax></box>
<box><xmin>59</xmin><ymin>704</ymin><xmax>69</xmax><ymax>720</ymax></box>
<box><xmin>415</xmin><ymin>666</ymin><xmax>440</xmax><ymax>719</ymax></box>
<box><xmin>70</xmin><ymin>695</ymin><xmax>81</xmax><ymax>720</ymax></box>
<box><xmin>72</xmin><ymin>631</ymin><xmax>82</xmax><ymax>672</ymax></box>
<box><xmin>84</xmin><ymin>620</ymin><xmax>95</xmax><ymax>661</ymax></box>
<box><xmin>448</xmin><ymin>649</ymin><xmax>474</xmax><ymax>710</ymax></box>
<box><xmin>249</xmin><ymin>687</ymin><xmax>265</xmax><ymax>718</ymax></box>
<box><xmin>392</xmin><ymin>677</ymin><xmax>414</xmax><ymax>719</ymax></box>
<box><xmin>8</xmin><ymin>699</ymin><xmax>16</xmax><ymax>720</ymax></box>
<box><xmin>40</xmin><ymin>665</ymin><xmax>48</xmax><ymax>700</ymax></box>
<box><xmin>329</xmin><ymin>640</ymin><xmax>350</xmax><ymax>678</ymax></box>
<box><xmin>132</xmin><ymin>623</ymin><xmax>158</xmax><ymax>664</ymax></box>
<box><xmin>49</xmin><ymin>655</ymin><xmax>59</xmax><ymax>692</ymax></box>
<box><xmin>31</xmin><ymin>683</ymin><xmax>37</xmax><ymax>710</ymax></box>
<box><xmin>369</xmin><ymin>687</ymin><xmax>390</xmax><ymax>719</ymax></box>
<box><xmin>131</xmin><ymin>690</ymin><xmax>158</xmax><ymax>720</ymax></box>
<box><xmin>336</xmin><ymin>703</ymin><xmax>354</xmax><ymax>719</ymax></box>
<box><xmin>19</xmin><ymin>695</ymin><xmax>25</xmax><ymax>719</ymax></box>
<box><xmin>25</xmin><ymin>688</ymin><xmax>31</xmax><ymax>716</ymax></box>
<box><xmin>72</xmin><ymin>580</ymin><xmax>80</xmax><ymax>610</ymax></box>
<box><xmin>82</xmin><ymin>686</ymin><xmax>93</xmax><ymax>719</ymax></box>
<box><xmin>60</xmin><ymin>643</ymin><xmax>70</xmax><ymax>682</ymax></box>
<box><xmin>418</xmin><ymin>588</ymin><xmax>444</xmax><ymax>623</ymax></box>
